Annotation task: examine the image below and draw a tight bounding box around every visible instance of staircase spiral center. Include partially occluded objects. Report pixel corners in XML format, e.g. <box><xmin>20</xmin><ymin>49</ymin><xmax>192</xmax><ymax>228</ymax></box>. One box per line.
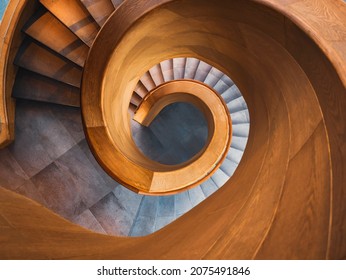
<box><xmin>131</xmin><ymin>101</ymin><xmax>208</xmax><ymax>165</ymax></box>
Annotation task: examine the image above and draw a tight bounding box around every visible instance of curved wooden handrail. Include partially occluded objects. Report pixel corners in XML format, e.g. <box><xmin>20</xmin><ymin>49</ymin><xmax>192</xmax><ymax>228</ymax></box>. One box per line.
<box><xmin>83</xmin><ymin>77</ymin><xmax>231</xmax><ymax>194</ymax></box>
<box><xmin>0</xmin><ymin>0</ymin><xmax>38</xmax><ymax>148</ymax></box>
<box><xmin>0</xmin><ymin>0</ymin><xmax>345</xmax><ymax>259</ymax></box>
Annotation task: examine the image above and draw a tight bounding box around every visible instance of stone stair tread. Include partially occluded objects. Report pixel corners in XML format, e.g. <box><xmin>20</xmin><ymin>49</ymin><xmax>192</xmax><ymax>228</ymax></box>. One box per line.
<box><xmin>231</xmin><ymin>109</ymin><xmax>250</xmax><ymax>124</ymax></box>
<box><xmin>184</xmin><ymin>57</ymin><xmax>200</xmax><ymax>79</ymax></box>
<box><xmin>173</xmin><ymin>57</ymin><xmax>186</xmax><ymax>80</ymax></box>
<box><xmin>232</xmin><ymin>123</ymin><xmax>250</xmax><ymax>137</ymax></box>
<box><xmin>200</xmin><ymin>179</ymin><xmax>219</xmax><ymax>197</ymax></box>
<box><xmin>211</xmin><ymin>168</ymin><xmax>229</xmax><ymax>188</ymax></box>
<box><xmin>220</xmin><ymin>158</ymin><xmax>238</xmax><ymax>177</ymax></box>
<box><xmin>221</xmin><ymin>85</ymin><xmax>242</xmax><ymax>103</ymax></box>
<box><xmin>188</xmin><ymin>185</ymin><xmax>206</xmax><ymax>207</ymax></box>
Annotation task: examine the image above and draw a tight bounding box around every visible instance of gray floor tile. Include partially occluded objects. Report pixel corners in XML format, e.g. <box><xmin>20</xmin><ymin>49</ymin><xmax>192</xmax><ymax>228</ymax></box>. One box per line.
<box><xmin>130</xmin><ymin>215</ymin><xmax>156</xmax><ymax>237</ymax></box>
<box><xmin>138</xmin><ymin>196</ymin><xmax>158</xmax><ymax>217</ymax></box>
<box><xmin>157</xmin><ymin>195</ymin><xmax>175</xmax><ymax>217</ymax></box>
<box><xmin>15</xmin><ymin>179</ymin><xmax>48</xmax><ymax>207</ymax></box>
<box><xmin>50</xmin><ymin>105</ymin><xmax>85</xmax><ymax>143</ymax></box>
<box><xmin>90</xmin><ymin>192</ymin><xmax>135</xmax><ymax>236</ymax></box>
<box><xmin>55</xmin><ymin>144</ymin><xmax>113</xmax><ymax>208</ymax></box>
<box><xmin>175</xmin><ymin>191</ymin><xmax>192</xmax><ymax>216</ymax></box>
<box><xmin>72</xmin><ymin>209</ymin><xmax>106</xmax><ymax>235</ymax></box>
<box><xmin>112</xmin><ymin>185</ymin><xmax>143</xmax><ymax>217</ymax></box>
<box><xmin>0</xmin><ymin>148</ymin><xmax>29</xmax><ymax>190</ymax></box>
<box><xmin>78</xmin><ymin>139</ymin><xmax>119</xmax><ymax>189</ymax></box>
<box><xmin>31</xmin><ymin>162</ymin><xmax>87</xmax><ymax>219</ymax></box>
<box><xmin>10</xmin><ymin>101</ymin><xmax>76</xmax><ymax>177</ymax></box>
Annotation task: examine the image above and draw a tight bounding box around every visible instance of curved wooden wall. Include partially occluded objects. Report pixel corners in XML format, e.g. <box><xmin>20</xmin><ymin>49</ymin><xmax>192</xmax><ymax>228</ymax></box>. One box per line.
<box><xmin>0</xmin><ymin>0</ymin><xmax>345</xmax><ymax>259</ymax></box>
<box><xmin>0</xmin><ymin>0</ymin><xmax>38</xmax><ymax>148</ymax></box>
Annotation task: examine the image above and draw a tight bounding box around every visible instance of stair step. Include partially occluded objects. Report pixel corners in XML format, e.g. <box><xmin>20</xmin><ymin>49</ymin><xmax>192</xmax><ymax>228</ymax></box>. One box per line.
<box><xmin>130</xmin><ymin>196</ymin><xmax>158</xmax><ymax>236</ymax></box>
<box><xmin>157</xmin><ymin>195</ymin><xmax>175</xmax><ymax>217</ymax></box>
<box><xmin>213</xmin><ymin>77</ymin><xmax>230</xmax><ymax>94</ymax></box>
<box><xmin>211</xmin><ymin>169</ymin><xmax>229</xmax><ymax>188</ymax></box>
<box><xmin>40</xmin><ymin>0</ymin><xmax>99</xmax><ymax>47</ymax></box>
<box><xmin>226</xmin><ymin>147</ymin><xmax>244</xmax><ymax>164</ymax></box>
<box><xmin>232</xmin><ymin>123</ymin><xmax>250</xmax><ymax>137</ymax></box>
<box><xmin>204</xmin><ymin>67</ymin><xmax>224</xmax><ymax>88</ymax></box>
<box><xmin>80</xmin><ymin>0</ymin><xmax>114</xmax><ymax>26</ymax></box>
<box><xmin>188</xmin><ymin>185</ymin><xmax>205</xmax><ymax>207</ymax></box>
<box><xmin>128</xmin><ymin>103</ymin><xmax>136</xmax><ymax>116</ymax></box>
<box><xmin>174</xmin><ymin>190</ymin><xmax>192</xmax><ymax>217</ymax></box>
<box><xmin>194</xmin><ymin>61</ymin><xmax>212</xmax><ymax>82</ymax></box>
<box><xmin>184</xmin><ymin>57</ymin><xmax>200</xmax><ymax>79</ymax></box>
<box><xmin>231</xmin><ymin>135</ymin><xmax>248</xmax><ymax>151</ymax></box>
<box><xmin>200</xmin><ymin>179</ymin><xmax>218</xmax><ymax>197</ymax></box>
<box><xmin>112</xmin><ymin>185</ymin><xmax>143</xmax><ymax>217</ymax></box>
<box><xmin>220</xmin><ymin>157</ymin><xmax>238</xmax><ymax>177</ymax></box>
<box><xmin>130</xmin><ymin>215</ymin><xmax>156</xmax><ymax>237</ymax></box>
<box><xmin>227</xmin><ymin>96</ymin><xmax>248</xmax><ymax>113</ymax></box>
<box><xmin>173</xmin><ymin>57</ymin><xmax>186</xmax><ymax>80</ymax></box>
<box><xmin>149</xmin><ymin>64</ymin><xmax>164</xmax><ymax>86</ymax></box>
<box><xmin>24</xmin><ymin>10</ymin><xmax>89</xmax><ymax>67</ymax></box>
<box><xmin>140</xmin><ymin>71</ymin><xmax>156</xmax><ymax>92</ymax></box>
<box><xmin>12</xmin><ymin>69</ymin><xmax>80</xmax><ymax>107</ymax></box>
<box><xmin>154</xmin><ymin>216</ymin><xmax>175</xmax><ymax>231</ymax></box>
<box><xmin>231</xmin><ymin>109</ymin><xmax>250</xmax><ymax>124</ymax></box>
<box><xmin>15</xmin><ymin>40</ymin><xmax>82</xmax><ymax>87</ymax></box>
<box><xmin>160</xmin><ymin>59</ymin><xmax>174</xmax><ymax>82</ymax></box>
<box><xmin>220</xmin><ymin>74</ymin><xmax>234</xmax><ymax>87</ymax></box>
<box><xmin>130</xmin><ymin>92</ymin><xmax>142</xmax><ymax>107</ymax></box>
<box><xmin>134</xmin><ymin>80</ymin><xmax>149</xmax><ymax>98</ymax></box>
<box><xmin>221</xmin><ymin>85</ymin><xmax>242</xmax><ymax>103</ymax></box>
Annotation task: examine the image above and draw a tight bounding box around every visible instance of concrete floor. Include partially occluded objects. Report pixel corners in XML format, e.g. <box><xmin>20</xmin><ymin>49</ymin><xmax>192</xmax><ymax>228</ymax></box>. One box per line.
<box><xmin>132</xmin><ymin>102</ymin><xmax>208</xmax><ymax>165</ymax></box>
<box><xmin>0</xmin><ymin>99</ymin><xmax>210</xmax><ymax>236</ymax></box>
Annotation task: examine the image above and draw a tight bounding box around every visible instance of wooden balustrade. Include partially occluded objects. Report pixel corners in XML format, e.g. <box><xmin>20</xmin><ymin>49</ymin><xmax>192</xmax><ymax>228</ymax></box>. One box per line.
<box><xmin>83</xmin><ymin>78</ymin><xmax>231</xmax><ymax>194</ymax></box>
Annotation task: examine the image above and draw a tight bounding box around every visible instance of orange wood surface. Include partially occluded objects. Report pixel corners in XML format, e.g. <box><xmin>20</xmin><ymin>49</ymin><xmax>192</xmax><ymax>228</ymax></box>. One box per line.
<box><xmin>40</xmin><ymin>0</ymin><xmax>100</xmax><ymax>47</ymax></box>
<box><xmin>0</xmin><ymin>0</ymin><xmax>345</xmax><ymax>260</ymax></box>
<box><xmin>24</xmin><ymin>11</ymin><xmax>89</xmax><ymax>67</ymax></box>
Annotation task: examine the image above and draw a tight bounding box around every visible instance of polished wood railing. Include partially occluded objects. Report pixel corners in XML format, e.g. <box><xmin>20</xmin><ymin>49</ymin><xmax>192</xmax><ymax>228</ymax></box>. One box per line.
<box><xmin>0</xmin><ymin>0</ymin><xmax>39</xmax><ymax>148</ymax></box>
<box><xmin>0</xmin><ymin>0</ymin><xmax>345</xmax><ymax>259</ymax></box>
<box><xmin>83</xmin><ymin>77</ymin><xmax>231</xmax><ymax>194</ymax></box>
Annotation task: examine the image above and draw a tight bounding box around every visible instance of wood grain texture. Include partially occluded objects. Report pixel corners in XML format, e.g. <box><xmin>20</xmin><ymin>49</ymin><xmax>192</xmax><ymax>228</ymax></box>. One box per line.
<box><xmin>24</xmin><ymin>10</ymin><xmax>89</xmax><ymax>67</ymax></box>
<box><xmin>12</xmin><ymin>69</ymin><xmax>80</xmax><ymax>107</ymax></box>
<box><xmin>0</xmin><ymin>0</ymin><xmax>345</xmax><ymax>259</ymax></box>
<box><xmin>40</xmin><ymin>0</ymin><xmax>100</xmax><ymax>47</ymax></box>
<box><xmin>80</xmin><ymin>0</ymin><xmax>115</xmax><ymax>26</ymax></box>
<box><xmin>0</xmin><ymin>0</ymin><xmax>35</xmax><ymax>148</ymax></box>
<box><xmin>14</xmin><ymin>39</ymin><xmax>82</xmax><ymax>87</ymax></box>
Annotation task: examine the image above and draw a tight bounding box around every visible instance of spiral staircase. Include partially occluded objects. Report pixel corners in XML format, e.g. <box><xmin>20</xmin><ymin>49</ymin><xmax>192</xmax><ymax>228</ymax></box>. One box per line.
<box><xmin>0</xmin><ymin>0</ymin><xmax>345</xmax><ymax>259</ymax></box>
